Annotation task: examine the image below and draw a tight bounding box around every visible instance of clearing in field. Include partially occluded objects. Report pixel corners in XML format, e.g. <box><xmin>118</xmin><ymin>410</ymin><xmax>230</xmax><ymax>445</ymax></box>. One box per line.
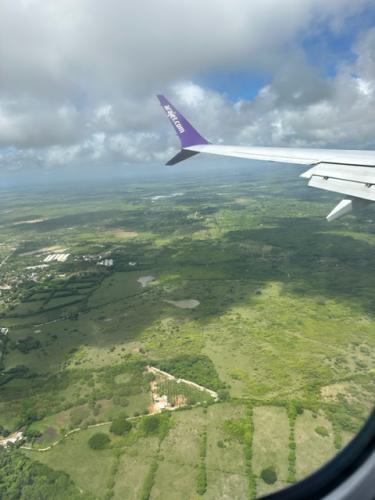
<box><xmin>164</xmin><ymin>299</ymin><xmax>200</xmax><ymax>309</ymax></box>
<box><xmin>252</xmin><ymin>406</ymin><xmax>290</xmax><ymax>497</ymax></box>
<box><xmin>150</xmin><ymin>376</ymin><xmax>214</xmax><ymax>412</ymax></box>
<box><xmin>206</xmin><ymin>403</ymin><xmax>247</xmax><ymax>474</ymax></box>
<box><xmin>205</xmin><ymin>403</ymin><xmax>248</xmax><ymax>500</ymax></box>
<box><xmin>205</xmin><ymin>471</ymin><xmax>248</xmax><ymax>500</ymax></box>
<box><xmin>151</xmin><ymin>463</ymin><xmax>197</xmax><ymax>500</ymax></box>
<box><xmin>159</xmin><ymin>407</ymin><xmax>206</xmax><ymax>465</ymax></box>
<box><xmin>113</xmin><ymin>437</ymin><xmax>159</xmax><ymax>500</ymax></box>
<box><xmin>105</xmin><ymin>228</ymin><xmax>139</xmax><ymax>239</ymax></box>
<box><xmin>24</xmin><ymin>425</ymin><xmax>115</xmax><ymax>498</ymax></box>
<box><xmin>150</xmin><ymin>408</ymin><xmax>206</xmax><ymax>499</ymax></box>
<box><xmin>138</xmin><ymin>275</ymin><xmax>155</xmax><ymax>287</ymax></box>
<box><xmin>295</xmin><ymin>410</ymin><xmax>336</xmax><ymax>480</ymax></box>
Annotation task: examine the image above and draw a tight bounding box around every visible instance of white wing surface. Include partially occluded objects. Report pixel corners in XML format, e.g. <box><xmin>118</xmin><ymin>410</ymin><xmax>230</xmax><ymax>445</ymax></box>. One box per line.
<box><xmin>157</xmin><ymin>95</ymin><xmax>375</xmax><ymax>221</ymax></box>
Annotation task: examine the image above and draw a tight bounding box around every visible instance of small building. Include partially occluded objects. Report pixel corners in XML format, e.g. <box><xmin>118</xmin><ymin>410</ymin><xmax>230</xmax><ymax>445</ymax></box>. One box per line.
<box><xmin>0</xmin><ymin>431</ymin><xmax>23</xmax><ymax>447</ymax></box>
<box><xmin>44</xmin><ymin>253</ymin><xmax>70</xmax><ymax>263</ymax></box>
<box><xmin>0</xmin><ymin>327</ymin><xmax>8</xmax><ymax>336</ymax></box>
<box><xmin>97</xmin><ymin>259</ymin><xmax>113</xmax><ymax>267</ymax></box>
<box><xmin>157</xmin><ymin>395</ymin><xmax>169</xmax><ymax>411</ymax></box>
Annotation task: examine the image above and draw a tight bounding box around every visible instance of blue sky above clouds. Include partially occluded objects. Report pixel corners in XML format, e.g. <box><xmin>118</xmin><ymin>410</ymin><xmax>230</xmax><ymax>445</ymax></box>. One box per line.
<box><xmin>0</xmin><ymin>0</ymin><xmax>375</xmax><ymax>172</ymax></box>
<box><xmin>200</xmin><ymin>5</ymin><xmax>375</xmax><ymax>100</ymax></box>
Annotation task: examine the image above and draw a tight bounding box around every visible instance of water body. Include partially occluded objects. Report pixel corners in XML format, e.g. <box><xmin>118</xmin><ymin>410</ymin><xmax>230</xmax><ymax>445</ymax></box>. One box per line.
<box><xmin>164</xmin><ymin>299</ymin><xmax>200</xmax><ymax>309</ymax></box>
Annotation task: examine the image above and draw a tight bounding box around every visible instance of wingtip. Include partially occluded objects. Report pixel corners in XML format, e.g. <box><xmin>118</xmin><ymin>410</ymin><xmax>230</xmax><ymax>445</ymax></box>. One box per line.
<box><xmin>157</xmin><ymin>95</ymin><xmax>209</xmax><ymax>149</ymax></box>
<box><xmin>166</xmin><ymin>149</ymin><xmax>200</xmax><ymax>166</ymax></box>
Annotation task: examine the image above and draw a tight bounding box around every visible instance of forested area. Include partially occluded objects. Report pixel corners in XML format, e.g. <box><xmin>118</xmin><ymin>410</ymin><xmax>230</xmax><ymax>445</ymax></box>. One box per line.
<box><xmin>155</xmin><ymin>354</ymin><xmax>225</xmax><ymax>391</ymax></box>
<box><xmin>0</xmin><ymin>449</ymin><xmax>87</xmax><ymax>499</ymax></box>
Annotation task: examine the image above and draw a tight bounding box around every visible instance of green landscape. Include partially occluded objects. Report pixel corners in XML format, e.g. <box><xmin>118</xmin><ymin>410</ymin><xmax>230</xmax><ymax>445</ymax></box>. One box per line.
<box><xmin>0</xmin><ymin>164</ymin><xmax>374</xmax><ymax>499</ymax></box>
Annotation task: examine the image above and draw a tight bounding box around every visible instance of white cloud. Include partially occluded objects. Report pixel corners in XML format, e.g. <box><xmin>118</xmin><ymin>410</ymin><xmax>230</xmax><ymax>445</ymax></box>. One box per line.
<box><xmin>0</xmin><ymin>0</ymin><xmax>374</xmax><ymax>169</ymax></box>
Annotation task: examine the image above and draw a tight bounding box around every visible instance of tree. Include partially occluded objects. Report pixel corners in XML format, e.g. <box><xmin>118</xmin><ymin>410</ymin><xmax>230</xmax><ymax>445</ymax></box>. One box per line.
<box><xmin>141</xmin><ymin>415</ymin><xmax>160</xmax><ymax>435</ymax></box>
<box><xmin>217</xmin><ymin>389</ymin><xmax>230</xmax><ymax>401</ymax></box>
<box><xmin>24</xmin><ymin>429</ymin><xmax>42</xmax><ymax>440</ymax></box>
<box><xmin>196</xmin><ymin>464</ymin><xmax>207</xmax><ymax>495</ymax></box>
<box><xmin>110</xmin><ymin>418</ymin><xmax>132</xmax><ymax>436</ymax></box>
<box><xmin>0</xmin><ymin>425</ymin><xmax>10</xmax><ymax>437</ymax></box>
<box><xmin>0</xmin><ymin>448</ymin><xmax>85</xmax><ymax>499</ymax></box>
<box><xmin>261</xmin><ymin>467</ymin><xmax>277</xmax><ymax>484</ymax></box>
<box><xmin>315</xmin><ymin>426</ymin><xmax>329</xmax><ymax>437</ymax></box>
<box><xmin>88</xmin><ymin>433</ymin><xmax>110</xmax><ymax>450</ymax></box>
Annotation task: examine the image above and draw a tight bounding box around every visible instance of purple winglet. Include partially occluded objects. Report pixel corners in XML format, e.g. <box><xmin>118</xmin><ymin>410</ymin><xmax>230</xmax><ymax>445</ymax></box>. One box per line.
<box><xmin>157</xmin><ymin>95</ymin><xmax>209</xmax><ymax>149</ymax></box>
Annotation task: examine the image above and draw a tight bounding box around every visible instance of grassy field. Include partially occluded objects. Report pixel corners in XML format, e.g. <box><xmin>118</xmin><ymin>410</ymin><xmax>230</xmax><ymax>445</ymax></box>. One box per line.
<box><xmin>25</xmin><ymin>425</ymin><xmax>115</xmax><ymax>498</ymax></box>
<box><xmin>21</xmin><ymin>401</ymin><xmax>358</xmax><ymax>499</ymax></box>
<box><xmin>252</xmin><ymin>406</ymin><xmax>290</xmax><ymax>497</ymax></box>
<box><xmin>205</xmin><ymin>403</ymin><xmax>248</xmax><ymax>499</ymax></box>
<box><xmin>114</xmin><ymin>437</ymin><xmax>160</xmax><ymax>500</ymax></box>
<box><xmin>295</xmin><ymin>410</ymin><xmax>337</xmax><ymax>480</ymax></box>
<box><xmin>0</xmin><ymin>167</ymin><xmax>374</xmax><ymax>498</ymax></box>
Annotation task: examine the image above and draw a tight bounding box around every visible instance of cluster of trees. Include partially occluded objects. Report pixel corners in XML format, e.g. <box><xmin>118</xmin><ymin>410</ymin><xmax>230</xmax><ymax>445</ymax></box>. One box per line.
<box><xmin>245</xmin><ymin>408</ymin><xmax>256</xmax><ymax>500</ymax></box>
<box><xmin>196</xmin><ymin>428</ymin><xmax>207</xmax><ymax>495</ymax></box>
<box><xmin>0</xmin><ymin>365</ymin><xmax>35</xmax><ymax>388</ymax></box>
<box><xmin>325</xmin><ymin>399</ymin><xmax>363</xmax><ymax>444</ymax></box>
<box><xmin>110</xmin><ymin>417</ymin><xmax>132</xmax><ymax>436</ymax></box>
<box><xmin>88</xmin><ymin>432</ymin><xmax>110</xmax><ymax>450</ymax></box>
<box><xmin>0</xmin><ymin>333</ymin><xmax>8</xmax><ymax>371</ymax></box>
<box><xmin>155</xmin><ymin>354</ymin><xmax>224</xmax><ymax>391</ymax></box>
<box><xmin>158</xmin><ymin>379</ymin><xmax>215</xmax><ymax>406</ymax></box>
<box><xmin>140</xmin><ymin>460</ymin><xmax>158</xmax><ymax>500</ymax></box>
<box><xmin>89</xmin><ymin>413</ymin><xmax>165</xmax><ymax>451</ymax></box>
<box><xmin>104</xmin><ymin>449</ymin><xmax>122</xmax><ymax>499</ymax></box>
<box><xmin>0</xmin><ymin>449</ymin><xmax>86</xmax><ymax>499</ymax></box>
<box><xmin>223</xmin><ymin>417</ymin><xmax>248</xmax><ymax>443</ymax></box>
<box><xmin>0</xmin><ymin>425</ymin><xmax>10</xmax><ymax>437</ymax></box>
<box><xmin>315</xmin><ymin>426</ymin><xmax>329</xmax><ymax>438</ymax></box>
<box><xmin>139</xmin><ymin>413</ymin><xmax>172</xmax><ymax>499</ymax></box>
<box><xmin>1</xmin><ymin>359</ymin><xmax>153</xmax><ymax>433</ymax></box>
<box><xmin>16</xmin><ymin>336</ymin><xmax>41</xmax><ymax>354</ymax></box>
<box><xmin>226</xmin><ymin>406</ymin><xmax>258</xmax><ymax>500</ymax></box>
<box><xmin>140</xmin><ymin>414</ymin><xmax>170</xmax><ymax>439</ymax></box>
<box><xmin>287</xmin><ymin>402</ymin><xmax>301</xmax><ymax>483</ymax></box>
<box><xmin>24</xmin><ymin>429</ymin><xmax>42</xmax><ymax>442</ymax></box>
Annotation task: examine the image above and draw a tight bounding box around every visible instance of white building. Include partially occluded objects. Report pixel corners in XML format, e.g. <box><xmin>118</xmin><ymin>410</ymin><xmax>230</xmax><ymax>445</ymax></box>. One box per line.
<box><xmin>43</xmin><ymin>253</ymin><xmax>70</xmax><ymax>263</ymax></box>
<box><xmin>0</xmin><ymin>431</ymin><xmax>23</xmax><ymax>447</ymax></box>
<box><xmin>97</xmin><ymin>259</ymin><xmax>113</xmax><ymax>267</ymax></box>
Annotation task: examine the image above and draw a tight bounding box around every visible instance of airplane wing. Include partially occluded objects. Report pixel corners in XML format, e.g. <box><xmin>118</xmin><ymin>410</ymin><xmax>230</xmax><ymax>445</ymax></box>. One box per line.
<box><xmin>157</xmin><ymin>94</ymin><xmax>375</xmax><ymax>221</ymax></box>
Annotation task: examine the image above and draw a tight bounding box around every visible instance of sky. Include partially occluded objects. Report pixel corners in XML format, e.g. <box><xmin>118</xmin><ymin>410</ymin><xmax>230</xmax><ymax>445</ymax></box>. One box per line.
<box><xmin>0</xmin><ymin>0</ymin><xmax>375</xmax><ymax>175</ymax></box>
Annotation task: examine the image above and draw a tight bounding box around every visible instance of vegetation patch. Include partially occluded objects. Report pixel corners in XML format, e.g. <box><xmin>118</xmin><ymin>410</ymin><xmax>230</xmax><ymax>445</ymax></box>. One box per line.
<box><xmin>140</xmin><ymin>414</ymin><xmax>171</xmax><ymax>440</ymax></box>
<box><xmin>157</xmin><ymin>378</ymin><xmax>214</xmax><ymax>406</ymax></box>
<box><xmin>196</xmin><ymin>427</ymin><xmax>207</xmax><ymax>495</ymax></box>
<box><xmin>110</xmin><ymin>417</ymin><xmax>132</xmax><ymax>436</ymax></box>
<box><xmin>140</xmin><ymin>460</ymin><xmax>158</xmax><ymax>500</ymax></box>
<box><xmin>16</xmin><ymin>336</ymin><xmax>41</xmax><ymax>354</ymax></box>
<box><xmin>295</xmin><ymin>410</ymin><xmax>336</xmax><ymax>481</ymax></box>
<box><xmin>261</xmin><ymin>467</ymin><xmax>278</xmax><ymax>485</ymax></box>
<box><xmin>0</xmin><ymin>448</ymin><xmax>85</xmax><ymax>499</ymax></box>
<box><xmin>201</xmin><ymin>403</ymin><xmax>249</xmax><ymax>499</ymax></box>
<box><xmin>252</xmin><ymin>405</ymin><xmax>289</xmax><ymax>497</ymax></box>
<box><xmin>315</xmin><ymin>426</ymin><xmax>329</xmax><ymax>438</ymax></box>
<box><xmin>154</xmin><ymin>354</ymin><xmax>224</xmax><ymax>391</ymax></box>
<box><xmin>1</xmin><ymin>172</ymin><xmax>375</xmax><ymax>499</ymax></box>
<box><xmin>88</xmin><ymin>432</ymin><xmax>110</xmax><ymax>450</ymax></box>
